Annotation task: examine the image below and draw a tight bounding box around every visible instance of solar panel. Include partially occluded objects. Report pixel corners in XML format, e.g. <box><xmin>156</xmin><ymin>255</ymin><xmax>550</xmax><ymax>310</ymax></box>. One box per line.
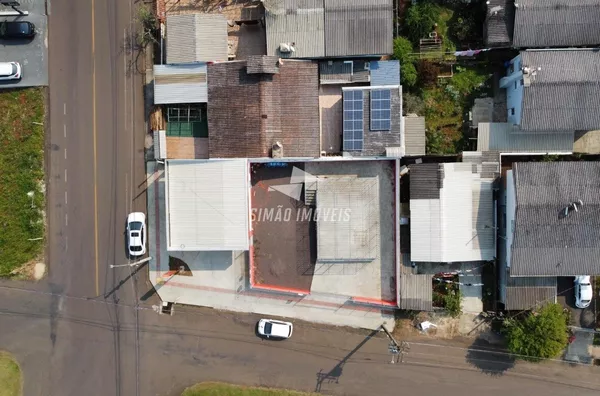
<box><xmin>370</xmin><ymin>89</ymin><xmax>391</xmax><ymax>131</ymax></box>
<box><xmin>343</xmin><ymin>90</ymin><xmax>364</xmax><ymax>151</ymax></box>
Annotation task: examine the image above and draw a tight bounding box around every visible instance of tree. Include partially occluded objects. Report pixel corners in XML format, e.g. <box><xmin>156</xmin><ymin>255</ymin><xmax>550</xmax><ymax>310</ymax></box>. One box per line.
<box><xmin>404</xmin><ymin>2</ymin><xmax>439</xmax><ymax>45</ymax></box>
<box><xmin>503</xmin><ymin>303</ymin><xmax>569</xmax><ymax>361</ymax></box>
<box><xmin>392</xmin><ymin>37</ymin><xmax>417</xmax><ymax>88</ymax></box>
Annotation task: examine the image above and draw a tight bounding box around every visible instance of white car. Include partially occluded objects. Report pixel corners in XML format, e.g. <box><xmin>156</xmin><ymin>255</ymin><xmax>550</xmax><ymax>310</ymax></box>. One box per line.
<box><xmin>257</xmin><ymin>319</ymin><xmax>293</xmax><ymax>339</ymax></box>
<box><xmin>0</xmin><ymin>62</ymin><xmax>21</xmax><ymax>81</ymax></box>
<box><xmin>126</xmin><ymin>212</ymin><xmax>146</xmax><ymax>257</ymax></box>
<box><xmin>575</xmin><ymin>276</ymin><xmax>593</xmax><ymax>309</ymax></box>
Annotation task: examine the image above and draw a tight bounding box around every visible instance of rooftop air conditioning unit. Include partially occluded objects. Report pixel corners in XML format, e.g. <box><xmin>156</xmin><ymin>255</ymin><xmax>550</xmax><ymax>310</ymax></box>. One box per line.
<box><xmin>279</xmin><ymin>43</ymin><xmax>295</xmax><ymax>53</ymax></box>
<box><xmin>523</xmin><ymin>66</ymin><xmax>531</xmax><ymax>75</ymax></box>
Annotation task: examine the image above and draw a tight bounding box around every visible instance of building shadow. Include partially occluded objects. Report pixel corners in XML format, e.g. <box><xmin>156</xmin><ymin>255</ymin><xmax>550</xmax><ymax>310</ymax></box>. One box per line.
<box><xmin>465</xmin><ymin>335</ymin><xmax>515</xmax><ymax>376</ymax></box>
<box><xmin>314</xmin><ymin>328</ymin><xmax>379</xmax><ymax>393</ymax></box>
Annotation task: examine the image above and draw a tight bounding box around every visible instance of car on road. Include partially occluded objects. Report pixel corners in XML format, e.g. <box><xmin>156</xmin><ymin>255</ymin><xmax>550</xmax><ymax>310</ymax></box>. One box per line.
<box><xmin>257</xmin><ymin>319</ymin><xmax>293</xmax><ymax>339</ymax></box>
<box><xmin>126</xmin><ymin>212</ymin><xmax>146</xmax><ymax>257</ymax></box>
<box><xmin>0</xmin><ymin>21</ymin><xmax>36</xmax><ymax>39</ymax></box>
<box><xmin>575</xmin><ymin>276</ymin><xmax>592</xmax><ymax>309</ymax></box>
<box><xmin>0</xmin><ymin>62</ymin><xmax>21</xmax><ymax>81</ymax></box>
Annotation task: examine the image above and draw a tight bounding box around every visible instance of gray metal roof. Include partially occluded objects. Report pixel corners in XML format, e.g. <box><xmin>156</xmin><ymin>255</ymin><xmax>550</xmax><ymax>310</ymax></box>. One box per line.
<box><xmin>399</xmin><ymin>274</ymin><xmax>433</xmax><ymax>311</ymax></box>
<box><xmin>484</xmin><ymin>0</ymin><xmax>514</xmax><ymax>47</ymax></box>
<box><xmin>410</xmin><ymin>162</ymin><xmax>496</xmax><ymax>262</ymax></box>
<box><xmin>166</xmin><ymin>14</ymin><xmax>228</xmax><ymax>64</ymax></box>
<box><xmin>370</xmin><ymin>60</ymin><xmax>400</xmax><ymax>86</ymax></box>
<box><xmin>511</xmin><ymin>162</ymin><xmax>600</xmax><ymax>276</ymax></box>
<box><xmin>154</xmin><ymin>64</ymin><xmax>207</xmax><ymax>104</ymax></box>
<box><xmin>477</xmin><ymin>123</ymin><xmax>574</xmax><ymax>153</ymax></box>
<box><xmin>404</xmin><ymin>116</ymin><xmax>425</xmax><ymax>156</ymax></box>
<box><xmin>520</xmin><ymin>50</ymin><xmax>600</xmax><ymax>132</ymax></box>
<box><xmin>265</xmin><ymin>0</ymin><xmax>393</xmax><ymax>58</ymax></box>
<box><xmin>513</xmin><ymin>0</ymin><xmax>600</xmax><ymax>48</ymax></box>
<box><xmin>505</xmin><ymin>276</ymin><xmax>557</xmax><ymax>310</ymax></box>
<box><xmin>265</xmin><ymin>0</ymin><xmax>326</xmax><ymax>58</ymax></box>
<box><xmin>324</xmin><ymin>0</ymin><xmax>393</xmax><ymax>57</ymax></box>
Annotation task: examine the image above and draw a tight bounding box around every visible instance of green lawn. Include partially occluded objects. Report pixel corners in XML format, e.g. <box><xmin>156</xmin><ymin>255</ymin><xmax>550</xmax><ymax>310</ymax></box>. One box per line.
<box><xmin>0</xmin><ymin>88</ymin><xmax>46</xmax><ymax>276</ymax></box>
<box><xmin>0</xmin><ymin>352</ymin><xmax>22</xmax><ymax>396</ymax></box>
<box><xmin>182</xmin><ymin>383</ymin><xmax>318</xmax><ymax>396</ymax></box>
<box><xmin>422</xmin><ymin>66</ymin><xmax>491</xmax><ymax>153</ymax></box>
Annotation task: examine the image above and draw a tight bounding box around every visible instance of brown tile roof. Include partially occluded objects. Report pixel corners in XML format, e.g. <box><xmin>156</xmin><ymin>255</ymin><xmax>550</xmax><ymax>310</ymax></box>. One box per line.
<box><xmin>208</xmin><ymin>59</ymin><xmax>321</xmax><ymax>158</ymax></box>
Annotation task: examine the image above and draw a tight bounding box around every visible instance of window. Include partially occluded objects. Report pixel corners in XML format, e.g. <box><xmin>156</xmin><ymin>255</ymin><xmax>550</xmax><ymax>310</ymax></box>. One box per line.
<box><xmin>510</xmin><ymin>108</ymin><xmax>515</xmax><ymax>116</ymax></box>
<box><xmin>514</xmin><ymin>81</ymin><xmax>517</xmax><ymax>89</ymax></box>
<box><xmin>520</xmin><ymin>79</ymin><xmax>524</xmax><ymax>86</ymax></box>
<box><xmin>508</xmin><ymin>64</ymin><xmax>514</xmax><ymax>74</ymax></box>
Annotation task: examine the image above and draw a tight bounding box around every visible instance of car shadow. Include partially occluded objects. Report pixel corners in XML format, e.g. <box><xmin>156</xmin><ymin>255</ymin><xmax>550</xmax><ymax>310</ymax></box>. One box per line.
<box><xmin>0</xmin><ymin>37</ymin><xmax>34</xmax><ymax>46</ymax></box>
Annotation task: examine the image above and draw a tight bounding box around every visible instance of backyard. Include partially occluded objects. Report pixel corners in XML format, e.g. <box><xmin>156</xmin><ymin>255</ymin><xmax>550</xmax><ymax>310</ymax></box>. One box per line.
<box><xmin>396</xmin><ymin>0</ymin><xmax>492</xmax><ymax>154</ymax></box>
<box><xmin>0</xmin><ymin>88</ymin><xmax>46</xmax><ymax>277</ymax></box>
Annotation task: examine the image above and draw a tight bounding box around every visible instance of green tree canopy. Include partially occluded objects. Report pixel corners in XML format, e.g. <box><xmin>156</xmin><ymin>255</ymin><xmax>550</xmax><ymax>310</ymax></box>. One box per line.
<box><xmin>392</xmin><ymin>37</ymin><xmax>417</xmax><ymax>88</ymax></box>
<box><xmin>404</xmin><ymin>2</ymin><xmax>439</xmax><ymax>45</ymax></box>
<box><xmin>504</xmin><ymin>303</ymin><xmax>569</xmax><ymax>361</ymax></box>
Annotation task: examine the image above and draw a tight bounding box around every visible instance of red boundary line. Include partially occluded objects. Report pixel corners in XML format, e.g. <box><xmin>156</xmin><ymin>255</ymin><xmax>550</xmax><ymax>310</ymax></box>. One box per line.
<box><xmin>252</xmin><ymin>283</ymin><xmax>310</xmax><ymax>295</ymax></box>
<box><xmin>154</xmin><ymin>165</ymin><xmax>161</xmax><ymax>273</ymax></box>
<box><xmin>352</xmin><ymin>296</ymin><xmax>397</xmax><ymax>307</ymax></box>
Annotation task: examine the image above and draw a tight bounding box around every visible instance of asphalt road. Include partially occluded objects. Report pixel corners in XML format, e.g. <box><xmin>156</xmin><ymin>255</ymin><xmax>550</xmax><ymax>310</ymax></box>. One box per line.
<box><xmin>0</xmin><ymin>0</ymin><xmax>599</xmax><ymax>395</ymax></box>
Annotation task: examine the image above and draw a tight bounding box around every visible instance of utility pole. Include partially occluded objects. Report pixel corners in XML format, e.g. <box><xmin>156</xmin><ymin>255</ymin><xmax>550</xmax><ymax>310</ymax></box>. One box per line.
<box><xmin>382</xmin><ymin>323</ymin><xmax>410</xmax><ymax>363</ymax></box>
<box><xmin>110</xmin><ymin>256</ymin><xmax>152</xmax><ymax>268</ymax></box>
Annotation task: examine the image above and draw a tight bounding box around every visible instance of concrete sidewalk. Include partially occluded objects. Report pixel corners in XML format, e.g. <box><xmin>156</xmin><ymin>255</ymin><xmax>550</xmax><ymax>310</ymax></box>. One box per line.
<box><xmin>146</xmin><ymin>161</ymin><xmax>394</xmax><ymax>330</ymax></box>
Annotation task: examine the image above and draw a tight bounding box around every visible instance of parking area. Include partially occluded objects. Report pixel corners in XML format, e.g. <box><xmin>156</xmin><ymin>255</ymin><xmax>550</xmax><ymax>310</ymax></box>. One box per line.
<box><xmin>0</xmin><ymin>0</ymin><xmax>48</xmax><ymax>87</ymax></box>
<box><xmin>557</xmin><ymin>276</ymin><xmax>597</xmax><ymax>329</ymax></box>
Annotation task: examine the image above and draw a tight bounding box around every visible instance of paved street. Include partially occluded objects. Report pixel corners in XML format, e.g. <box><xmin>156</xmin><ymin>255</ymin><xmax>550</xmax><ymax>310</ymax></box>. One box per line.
<box><xmin>1</xmin><ymin>284</ymin><xmax>600</xmax><ymax>396</ymax></box>
<box><xmin>0</xmin><ymin>0</ymin><xmax>598</xmax><ymax>395</ymax></box>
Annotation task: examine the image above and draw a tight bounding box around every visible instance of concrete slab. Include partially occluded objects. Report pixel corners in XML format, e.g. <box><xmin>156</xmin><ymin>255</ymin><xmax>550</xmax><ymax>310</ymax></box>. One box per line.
<box><xmin>146</xmin><ymin>160</ymin><xmax>395</xmax><ymax>330</ymax></box>
<box><xmin>460</xmin><ymin>274</ymin><xmax>483</xmax><ymax>314</ymax></box>
<box><xmin>0</xmin><ymin>11</ymin><xmax>48</xmax><ymax>88</ymax></box>
<box><xmin>564</xmin><ymin>330</ymin><xmax>594</xmax><ymax>364</ymax></box>
<box><xmin>574</xmin><ymin>130</ymin><xmax>600</xmax><ymax>154</ymax></box>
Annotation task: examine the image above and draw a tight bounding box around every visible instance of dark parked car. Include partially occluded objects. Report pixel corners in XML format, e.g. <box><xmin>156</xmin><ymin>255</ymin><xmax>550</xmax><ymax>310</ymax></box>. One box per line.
<box><xmin>0</xmin><ymin>21</ymin><xmax>36</xmax><ymax>39</ymax></box>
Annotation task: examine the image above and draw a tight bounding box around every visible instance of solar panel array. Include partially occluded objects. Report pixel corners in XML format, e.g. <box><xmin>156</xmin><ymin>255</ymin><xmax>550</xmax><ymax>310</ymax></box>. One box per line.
<box><xmin>343</xmin><ymin>90</ymin><xmax>364</xmax><ymax>151</ymax></box>
<box><xmin>370</xmin><ymin>89</ymin><xmax>391</xmax><ymax>131</ymax></box>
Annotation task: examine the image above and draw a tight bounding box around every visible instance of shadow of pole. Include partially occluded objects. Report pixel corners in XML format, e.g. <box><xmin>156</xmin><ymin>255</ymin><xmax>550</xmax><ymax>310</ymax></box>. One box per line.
<box><xmin>315</xmin><ymin>328</ymin><xmax>380</xmax><ymax>393</ymax></box>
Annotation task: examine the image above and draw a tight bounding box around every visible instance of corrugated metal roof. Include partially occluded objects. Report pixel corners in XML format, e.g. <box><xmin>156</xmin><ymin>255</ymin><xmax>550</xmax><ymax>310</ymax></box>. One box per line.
<box><xmin>505</xmin><ymin>276</ymin><xmax>557</xmax><ymax>310</ymax></box>
<box><xmin>316</xmin><ymin>176</ymin><xmax>380</xmax><ymax>261</ymax></box>
<box><xmin>154</xmin><ymin>64</ymin><xmax>208</xmax><ymax>104</ymax></box>
<box><xmin>166</xmin><ymin>14</ymin><xmax>228</xmax><ymax>63</ymax></box>
<box><xmin>484</xmin><ymin>0</ymin><xmax>514</xmax><ymax>47</ymax></box>
<box><xmin>265</xmin><ymin>0</ymin><xmax>325</xmax><ymax>58</ymax></box>
<box><xmin>324</xmin><ymin>0</ymin><xmax>393</xmax><ymax>57</ymax></box>
<box><xmin>511</xmin><ymin>161</ymin><xmax>600</xmax><ymax>276</ymax></box>
<box><xmin>410</xmin><ymin>163</ymin><xmax>496</xmax><ymax>262</ymax></box>
<box><xmin>208</xmin><ymin>60</ymin><xmax>321</xmax><ymax>158</ymax></box>
<box><xmin>165</xmin><ymin>159</ymin><xmax>249</xmax><ymax>251</ymax></box>
<box><xmin>399</xmin><ymin>274</ymin><xmax>433</xmax><ymax>311</ymax></box>
<box><xmin>477</xmin><ymin>123</ymin><xmax>574</xmax><ymax>153</ymax></box>
<box><xmin>513</xmin><ymin>0</ymin><xmax>600</xmax><ymax>48</ymax></box>
<box><xmin>370</xmin><ymin>60</ymin><xmax>400</xmax><ymax>86</ymax></box>
<box><xmin>520</xmin><ymin>50</ymin><xmax>600</xmax><ymax>132</ymax></box>
<box><xmin>404</xmin><ymin>116</ymin><xmax>425</xmax><ymax>156</ymax></box>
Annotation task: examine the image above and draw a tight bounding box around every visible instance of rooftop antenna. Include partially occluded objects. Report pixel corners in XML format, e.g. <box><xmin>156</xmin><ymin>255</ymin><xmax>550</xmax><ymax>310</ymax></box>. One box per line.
<box><xmin>563</xmin><ymin>199</ymin><xmax>583</xmax><ymax>217</ymax></box>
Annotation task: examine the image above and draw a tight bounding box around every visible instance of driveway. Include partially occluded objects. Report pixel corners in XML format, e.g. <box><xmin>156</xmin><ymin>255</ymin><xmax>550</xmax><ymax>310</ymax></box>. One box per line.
<box><xmin>0</xmin><ymin>0</ymin><xmax>48</xmax><ymax>87</ymax></box>
<box><xmin>564</xmin><ymin>330</ymin><xmax>594</xmax><ymax>365</ymax></box>
<box><xmin>557</xmin><ymin>276</ymin><xmax>597</xmax><ymax>329</ymax></box>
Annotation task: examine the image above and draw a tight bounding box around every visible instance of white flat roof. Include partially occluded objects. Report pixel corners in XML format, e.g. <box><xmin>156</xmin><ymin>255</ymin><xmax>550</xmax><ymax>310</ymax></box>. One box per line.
<box><xmin>165</xmin><ymin>159</ymin><xmax>249</xmax><ymax>251</ymax></box>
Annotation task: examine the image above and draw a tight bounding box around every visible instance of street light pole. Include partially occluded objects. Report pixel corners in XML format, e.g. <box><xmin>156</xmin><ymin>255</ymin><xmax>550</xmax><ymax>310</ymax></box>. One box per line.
<box><xmin>110</xmin><ymin>256</ymin><xmax>152</xmax><ymax>268</ymax></box>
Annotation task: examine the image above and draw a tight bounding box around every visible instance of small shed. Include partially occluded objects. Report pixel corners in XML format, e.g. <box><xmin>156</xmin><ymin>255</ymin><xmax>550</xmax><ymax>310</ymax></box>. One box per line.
<box><xmin>166</xmin><ymin>13</ymin><xmax>228</xmax><ymax>63</ymax></box>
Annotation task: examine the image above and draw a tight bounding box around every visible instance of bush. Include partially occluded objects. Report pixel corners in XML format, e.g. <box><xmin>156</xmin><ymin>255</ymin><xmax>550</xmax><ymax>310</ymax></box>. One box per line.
<box><xmin>403</xmin><ymin>93</ymin><xmax>425</xmax><ymax>115</ymax></box>
<box><xmin>417</xmin><ymin>60</ymin><xmax>440</xmax><ymax>87</ymax></box>
<box><xmin>426</xmin><ymin>129</ymin><xmax>445</xmax><ymax>154</ymax></box>
<box><xmin>404</xmin><ymin>2</ymin><xmax>440</xmax><ymax>45</ymax></box>
<box><xmin>444</xmin><ymin>290</ymin><xmax>462</xmax><ymax>318</ymax></box>
<box><xmin>503</xmin><ymin>303</ymin><xmax>569</xmax><ymax>361</ymax></box>
<box><xmin>393</xmin><ymin>37</ymin><xmax>418</xmax><ymax>88</ymax></box>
